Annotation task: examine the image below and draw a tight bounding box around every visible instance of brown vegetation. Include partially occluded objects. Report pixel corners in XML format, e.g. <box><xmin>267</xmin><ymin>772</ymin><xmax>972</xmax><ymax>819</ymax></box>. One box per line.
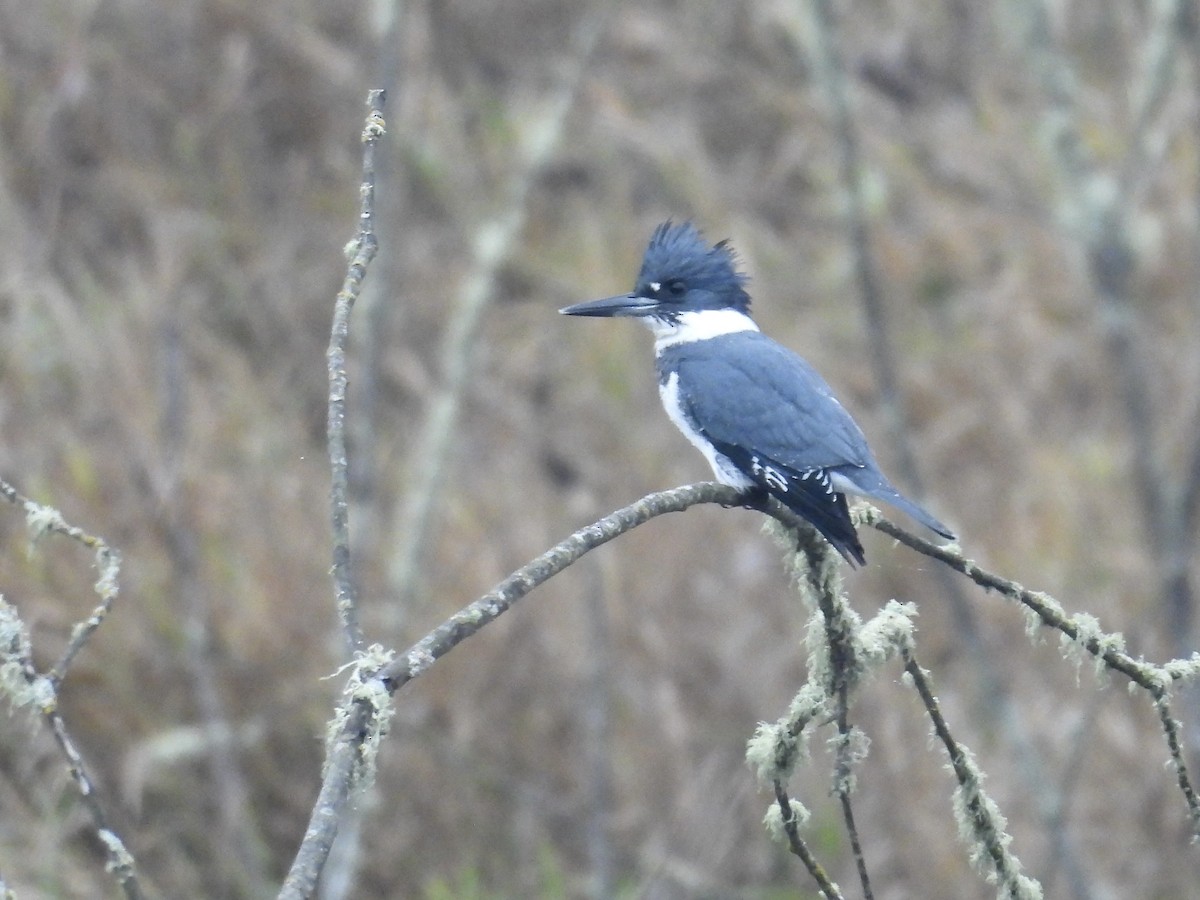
<box><xmin>1</xmin><ymin>0</ymin><xmax>1199</xmax><ymax>897</ymax></box>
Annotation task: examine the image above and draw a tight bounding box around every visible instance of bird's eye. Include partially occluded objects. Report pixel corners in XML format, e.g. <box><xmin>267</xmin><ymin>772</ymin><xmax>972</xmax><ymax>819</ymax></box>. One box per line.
<box><xmin>667</xmin><ymin>280</ymin><xmax>686</xmax><ymax>296</ymax></box>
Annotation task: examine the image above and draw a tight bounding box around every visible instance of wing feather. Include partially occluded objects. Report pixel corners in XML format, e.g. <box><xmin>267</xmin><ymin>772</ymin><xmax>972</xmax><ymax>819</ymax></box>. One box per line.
<box><xmin>668</xmin><ymin>333</ymin><xmax>874</xmax><ymax>473</ymax></box>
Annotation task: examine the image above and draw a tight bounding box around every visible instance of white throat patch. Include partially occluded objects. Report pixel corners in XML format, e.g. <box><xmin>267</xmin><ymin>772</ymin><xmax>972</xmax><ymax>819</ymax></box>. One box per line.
<box><xmin>650</xmin><ymin>308</ymin><xmax>758</xmax><ymax>351</ymax></box>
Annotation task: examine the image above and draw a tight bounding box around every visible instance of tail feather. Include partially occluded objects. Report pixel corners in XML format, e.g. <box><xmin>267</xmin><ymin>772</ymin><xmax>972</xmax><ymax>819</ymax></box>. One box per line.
<box><xmin>716</xmin><ymin>442</ymin><xmax>867</xmax><ymax>565</ymax></box>
<box><xmin>832</xmin><ymin>465</ymin><xmax>955</xmax><ymax>540</ymax></box>
<box><xmin>880</xmin><ymin>489</ymin><xmax>955</xmax><ymax>539</ymax></box>
<box><xmin>767</xmin><ymin>480</ymin><xmax>866</xmax><ymax>567</ymax></box>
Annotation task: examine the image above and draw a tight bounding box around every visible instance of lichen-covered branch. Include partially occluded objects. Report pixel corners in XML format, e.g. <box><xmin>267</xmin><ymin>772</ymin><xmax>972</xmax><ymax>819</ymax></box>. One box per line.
<box><xmin>769</xmin><ymin>779</ymin><xmax>843</xmax><ymax>900</ymax></box>
<box><xmin>0</xmin><ymin>483</ymin><xmax>142</xmax><ymax>900</ymax></box>
<box><xmin>281</xmin><ymin>482</ymin><xmax>746</xmax><ymax>897</ymax></box>
<box><xmin>868</xmin><ymin>510</ymin><xmax>1200</xmax><ymax>836</ymax></box>
<box><xmin>0</xmin><ymin>595</ymin><xmax>141</xmax><ymax>897</ymax></box>
<box><xmin>903</xmin><ymin>650</ymin><xmax>1043</xmax><ymax>900</ymax></box>
<box><xmin>1</xmin><ymin>477</ymin><xmax>122</xmax><ymax>686</ymax></box>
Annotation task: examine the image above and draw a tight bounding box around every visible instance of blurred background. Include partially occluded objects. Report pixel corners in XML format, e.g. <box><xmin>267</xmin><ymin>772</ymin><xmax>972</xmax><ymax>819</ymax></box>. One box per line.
<box><xmin>2</xmin><ymin>0</ymin><xmax>1199</xmax><ymax>897</ymax></box>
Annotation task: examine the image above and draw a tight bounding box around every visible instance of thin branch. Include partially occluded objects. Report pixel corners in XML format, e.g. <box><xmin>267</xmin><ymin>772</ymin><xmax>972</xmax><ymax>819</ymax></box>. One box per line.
<box><xmin>284</xmin><ymin>481</ymin><xmax>1200</xmax><ymax>892</ymax></box>
<box><xmin>834</xmin><ymin>723</ymin><xmax>871</xmax><ymax>899</ymax></box>
<box><xmin>0</xmin><ymin>477</ymin><xmax>122</xmax><ymax>686</ymax></box>
<box><xmin>792</xmin><ymin>533</ymin><xmax>874</xmax><ymax>900</ymax></box>
<box><xmin>772</xmin><ymin>779</ymin><xmax>844</xmax><ymax>900</ymax></box>
<box><xmin>902</xmin><ymin>650</ymin><xmax>1041</xmax><ymax>898</ymax></box>
<box><xmin>278</xmin><ymin>699</ymin><xmax>374</xmax><ymax>900</ymax></box>
<box><xmin>869</xmin><ymin>512</ymin><xmax>1200</xmax><ymax>835</ymax></box>
<box><xmin>377</xmin><ymin>482</ymin><xmax>740</xmax><ymax>691</ymax></box>
<box><xmin>0</xmin><ymin>494</ymin><xmax>142</xmax><ymax>900</ymax></box>
<box><xmin>1153</xmin><ymin>690</ymin><xmax>1200</xmax><ymax>837</ymax></box>
<box><xmin>327</xmin><ymin>89</ymin><xmax>387</xmax><ymax>657</ymax></box>
<box><xmin>867</xmin><ymin>514</ymin><xmax>1176</xmax><ymax>690</ymax></box>
<box><xmin>281</xmin><ymin>482</ymin><xmax>744</xmax><ymax>896</ymax></box>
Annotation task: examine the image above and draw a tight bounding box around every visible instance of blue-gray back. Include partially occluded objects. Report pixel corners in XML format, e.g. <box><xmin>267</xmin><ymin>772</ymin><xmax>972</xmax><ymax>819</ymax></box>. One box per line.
<box><xmin>656</xmin><ymin>332</ymin><xmax>875</xmax><ymax>474</ymax></box>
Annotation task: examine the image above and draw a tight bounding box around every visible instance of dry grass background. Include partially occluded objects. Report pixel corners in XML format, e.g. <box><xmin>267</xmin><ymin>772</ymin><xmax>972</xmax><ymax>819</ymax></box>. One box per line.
<box><xmin>1</xmin><ymin>0</ymin><xmax>1199</xmax><ymax>897</ymax></box>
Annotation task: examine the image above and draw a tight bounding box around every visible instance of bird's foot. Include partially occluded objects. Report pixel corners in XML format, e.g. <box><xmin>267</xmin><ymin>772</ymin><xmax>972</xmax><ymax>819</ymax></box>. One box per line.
<box><xmin>730</xmin><ymin>486</ymin><xmax>770</xmax><ymax>512</ymax></box>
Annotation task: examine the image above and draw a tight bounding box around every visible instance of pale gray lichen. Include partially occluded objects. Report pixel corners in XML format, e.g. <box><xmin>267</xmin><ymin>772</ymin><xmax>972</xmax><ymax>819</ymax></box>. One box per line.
<box><xmin>362</xmin><ymin>111</ymin><xmax>386</xmax><ymax>141</ymax></box>
<box><xmin>1058</xmin><ymin>612</ymin><xmax>1124</xmax><ymax>684</ymax></box>
<box><xmin>1025</xmin><ymin>590</ymin><xmax>1065</xmax><ymax>620</ymax></box>
<box><xmin>1160</xmin><ymin>654</ymin><xmax>1200</xmax><ymax>685</ymax></box>
<box><xmin>947</xmin><ymin>743</ymin><xmax>1043</xmax><ymax>900</ymax></box>
<box><xmin>407</xmin><ymin>646</ymin><xmax>436</xmax><ymax>678</ymax></box>
<box><xmin>0</xmin><ymin>597</ymin><xmax>56</xmax><ymax>712</ymax></box>
<box><xmin>23</xmin><ymin>502</ymin><xmax>66</xmax><ymax>546</ymax></box>
<box><xmin>748</xmin><ymin>680</ymin><xmax>828</xmax><ymax>786</ymax></box>
<box><xmin>1023</xmin><ymin>606</ymin><xmax>1044</xmax><ymax>644</ymax></box>
<box><xmin>94</xmin><ymin>548</ymin><xmax>121</xmax><ymax>601</ymax></box>
<box><xmin>97</xmin><ymin>828</ymin><xmax>137</xmax><ymax>876</ymax></box>
<box><xmin>786</xmin><ymin>680</ymin><xmax>829</xmax><ymax>728</ymax></box>
<box><xmin>324</xmin><ymin>644</ymin><xmax>396</xmax><ymax>790</ymax></box>
<box><xmin>762</xmin><ymin>795</ymin><xmax>811</xmax><ymax>843</ymax></box>
<box><xmin>856</xmin><ymin>600</ymin><xmax>917</xmax><ymax>666</ymax></box>
<box><xmin>747</xmin><ymin>721</ymin><xmax>794</xmax><ymax>786</ymax></box>
<box><xmin>802</xmin><ymin>608</ymin><xmax>832</xmax><ymax>686</ymax></box>
<box><xmin>762</xmin><ymin>519</ymin><xmax>843</xmax><ymax>615</ymax></box>
<box><xmin>829</xmin><ymin>726</ymin><xmax>871</xmax><ymax>797</ymax></box>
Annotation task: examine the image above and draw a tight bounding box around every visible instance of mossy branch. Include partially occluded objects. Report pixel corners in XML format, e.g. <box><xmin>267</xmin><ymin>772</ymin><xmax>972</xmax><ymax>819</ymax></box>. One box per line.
<box><xmin>0</xmin><ymin>477</ymin><xmax>142</xmax><ymax>900</ymax></box>
<box><xmin>867</xmin><ymin>510</ymin><xmax>1200</xmax><ymax>836</ymax></box>
<box><xmin>903</xmin><ymin>650</ymin><xmax>1043</xmax><ymax>900</ymax></box>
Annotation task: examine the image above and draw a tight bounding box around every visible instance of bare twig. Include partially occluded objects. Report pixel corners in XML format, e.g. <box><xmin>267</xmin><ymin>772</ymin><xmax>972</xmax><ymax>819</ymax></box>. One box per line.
<box><xmin>327</xmin><ymin>89</ymin><xmax>387</xmax><ymax>657</ymax></box>
<box><xmin>833</xmin><ymin>721</ymin><xmax>871</xmax><ymax>899</ymax></box>
<box><xmin>278</xmin><ymin>699</ymin><xmax>374</xmax><ymax>900</ymax></box>
<box><xmin>867</xmin><ymin>514</ymin><xmax>1178</xmax><ymax>690</ymax></box>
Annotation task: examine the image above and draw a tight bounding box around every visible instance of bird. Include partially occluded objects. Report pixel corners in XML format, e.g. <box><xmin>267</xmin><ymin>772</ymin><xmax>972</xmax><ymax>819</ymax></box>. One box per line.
<box><xmin>559</xmin><ymin>221</ymin><xmax>954</xmax><ymax>566</ymax></box>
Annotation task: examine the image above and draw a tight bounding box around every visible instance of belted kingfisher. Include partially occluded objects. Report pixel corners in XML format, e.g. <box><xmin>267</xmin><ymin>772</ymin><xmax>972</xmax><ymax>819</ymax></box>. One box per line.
<box><xmin>560</xmin><ymin>221</ymin><xmax>954</xmax><ymax>566</ymax></box>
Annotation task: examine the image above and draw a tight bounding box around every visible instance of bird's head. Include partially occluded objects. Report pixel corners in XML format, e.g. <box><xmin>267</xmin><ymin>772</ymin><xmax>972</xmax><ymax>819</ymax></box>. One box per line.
<box><xmin>560</xmin><ymin>221</ymin><xmax>752</xmax><ymax>325</ymax></box>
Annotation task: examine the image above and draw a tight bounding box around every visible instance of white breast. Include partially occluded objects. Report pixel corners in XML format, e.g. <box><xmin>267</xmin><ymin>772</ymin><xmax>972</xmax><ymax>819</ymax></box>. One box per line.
<box><xmin>659</xmin><ymin>372</ymin><xmax>755</xmax><ymax>489</ymax></box>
